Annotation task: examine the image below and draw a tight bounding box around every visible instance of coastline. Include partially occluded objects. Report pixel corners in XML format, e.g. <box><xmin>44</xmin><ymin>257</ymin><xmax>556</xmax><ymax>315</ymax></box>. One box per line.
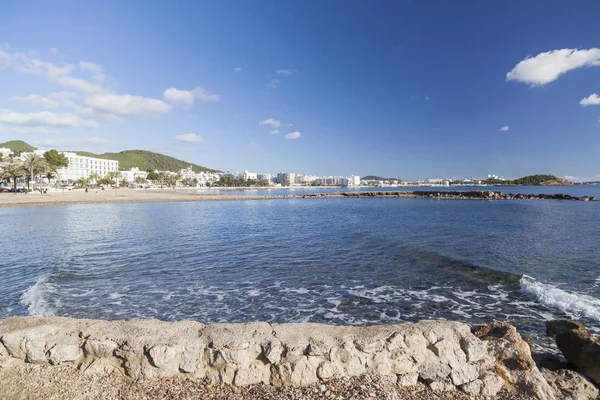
<box><xmin>0</xmin><ymin>189</ymin><xmax>596</xmax><ymax>209</ymax></box>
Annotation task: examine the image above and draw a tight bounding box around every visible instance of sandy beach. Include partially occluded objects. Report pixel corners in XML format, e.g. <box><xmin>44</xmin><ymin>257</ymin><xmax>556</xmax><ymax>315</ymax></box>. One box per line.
<box><xmin>0</xmin><ymin>188</ymin><xmax>269</xmax><ymax>208</ymax></box>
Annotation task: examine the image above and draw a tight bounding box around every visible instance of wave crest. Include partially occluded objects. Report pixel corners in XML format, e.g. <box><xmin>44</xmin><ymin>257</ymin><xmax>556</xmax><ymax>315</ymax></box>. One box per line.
<box><xmin>520</xmin><ymin>275</ymin><xmax>600</xmax><ymax>322</ymax></box>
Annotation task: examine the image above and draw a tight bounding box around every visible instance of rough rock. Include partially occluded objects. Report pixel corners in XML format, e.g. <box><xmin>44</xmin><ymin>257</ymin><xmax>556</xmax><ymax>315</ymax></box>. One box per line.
<box><xmin>542</xmin><ymin>368</ymin><xmax>599</xmax><ymax>400</ymax></box>
<box><xmin>546</xmin><ymin>320</ymin><xmax>600</xmax><ymax>386</ymax></box>
<box><xmin>0</xmin><ymin>316</ymin><xmax>507</xmax><ymax>396</ymax></box>
<box><xmin>475</xmin><ymin>320</ymin><xmax>556</xmax><ymax>400</ymax></box>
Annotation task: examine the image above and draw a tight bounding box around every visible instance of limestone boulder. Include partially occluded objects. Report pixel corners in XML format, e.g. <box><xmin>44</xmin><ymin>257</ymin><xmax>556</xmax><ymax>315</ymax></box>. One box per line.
<box><xmin>546</xmin><ymin>320</ymin><xmax>600</xmax><ymax>386</ymax></box>
<box><xmin>542</xmin><ymin>368</ymin><xmax>599</xmax><ymax>400</ymax></box>
<box><xmin>475</xmin><ymin>320</ymin><xmax>555</xmax><ymax>400</ymax></box>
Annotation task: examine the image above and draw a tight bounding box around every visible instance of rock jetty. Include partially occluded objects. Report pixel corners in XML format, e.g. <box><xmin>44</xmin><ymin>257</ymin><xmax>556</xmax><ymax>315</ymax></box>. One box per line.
<box><xmin>1</xmin><ymin>317</ymin><xmax>598</xmax><ymax>399</ymax></box>
<box><xmin>297</xmin><ymin>191</ymin><xmax>597</xmax><ymax>201</ymax></box>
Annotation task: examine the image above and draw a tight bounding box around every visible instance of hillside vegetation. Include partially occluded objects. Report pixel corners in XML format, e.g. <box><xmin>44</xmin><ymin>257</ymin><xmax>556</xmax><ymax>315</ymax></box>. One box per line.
<box><xmin>362</xmin><ymin>175</ymin><xmax>401</xmax><ymax>181</ymax></box>
<box><xmin>69</xmin><ymin>149</ymin><xmax>219</xmax><ymax>173</ymax></box>
<box><xmin>485</xmin><ymin>174</ymin><xmax>573</xmax><ymax>186</ymax></box>
<box><xmin>0</xmin><ymin>140</ymin><xmax>37</xmax><ymax>155</ymax></box>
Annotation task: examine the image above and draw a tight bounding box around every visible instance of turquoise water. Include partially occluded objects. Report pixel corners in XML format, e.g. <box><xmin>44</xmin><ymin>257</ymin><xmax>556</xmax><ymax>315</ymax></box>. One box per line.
<box><xmin>1</xmin><ymin>188</ymin><xmax>599</xmax><ymax>349</ymax></box>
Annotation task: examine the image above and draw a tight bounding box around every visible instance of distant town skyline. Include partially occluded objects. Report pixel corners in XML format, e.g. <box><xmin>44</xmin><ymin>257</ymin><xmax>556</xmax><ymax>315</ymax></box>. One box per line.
<box><xmin>1</xmin><ymin>1</ymin><xmax>600</xmax><ymax>181</ymax></box>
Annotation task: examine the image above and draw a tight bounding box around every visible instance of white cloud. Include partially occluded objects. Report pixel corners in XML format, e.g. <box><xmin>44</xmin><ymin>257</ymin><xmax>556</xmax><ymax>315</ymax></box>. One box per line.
<box><xmin>36</xmin><ymin>137</ymin><xmax>111</xmax><ymax>148</ymax></box>
<box><xmin>12</xmin><ymin>52</ymin><xmax>74</xmax><ymax>78</ymax></box>
<box><xmin>425</xmin><ymin>96</ymin><xmax>431</xmax><ymax>100</ymax></box>
<box><xmin>249</xmin><ymin>140</ymin><xmax>258</xmax><ymax>146</ymax></box>
<box><xmin>284</xmin><ymin>131</ymin><xmax>302</xmax><ymax>140</ymax></box>
<box><xmin>506</xmin><ymin>48</ymin><xmax>600</xmax><ymax>86</ymax></box>
<box><xmin>276</xmin><ymin>69</ymin><xmax>296</xmax><ymax>76</ymax></box>
<box><xmin>580</xmin><ymin>93</ymin><xmax>600</xmax><ymax>106</ymax></box>
<box><xmin>79</xmin><ymin>61</ymin><xmax>105</xmax><ymax>81</ymax></box>
<box><xmin>163</xmin><ymin>87</ymin><xmax>220</xmax><ymax>107</ymax></box>
<box><xmin>266</xmin><ymin>78</ymin><xmax>281</xmax><ymax>89</ymax></box>
<box><xmin>11</xmin><ymin>92</ymin><xmax>80</xmax><ymax>109</ymax></box>
<box><xmin>234</xmin><ymin>67</ymin><xmax>242</xmax><ymax>73</ymax></box>
<box><xmin>56</xmin><ymin>76</ymin><xmax>105</xmax><ymax>93</ymax></box>
<box><xmin>269</xmin><ymin>129</ymin><xmax>279</xmax><ymax>135</ymax></box>
<box><xmin>499</xmin><ymin>125</ymin><xmax>510</xmax><ymax>131</ymax></box>
<box><xmin>13</xmin><ymin>126</ymin><xmax>59</xmax><ymax>135</ymax></box>
<box><xmin>0</xmin><ymin>110</ymin><xmax>97</xmax><ymax>128</ymax></box>
<box><xmin>259</xmin><ymin>117</ymin><xmax>281</xmax><ymax>128</ymax></box>
<box><xmin>84</xmin><ymin>93</ymin><xmax>171</xmax><ymax>116</ymax></box>
<box><xmin>174</xmin><ymin>133</ymin><xmax>205</xmax><ymax>143</ymax></box>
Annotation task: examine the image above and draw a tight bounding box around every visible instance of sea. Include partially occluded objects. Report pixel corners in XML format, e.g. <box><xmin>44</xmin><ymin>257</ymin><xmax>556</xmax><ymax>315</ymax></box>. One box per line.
<box><xmin>1</xmin><ymin>185</ymin><xmax>599</xmax><ymax>350</ymax></box>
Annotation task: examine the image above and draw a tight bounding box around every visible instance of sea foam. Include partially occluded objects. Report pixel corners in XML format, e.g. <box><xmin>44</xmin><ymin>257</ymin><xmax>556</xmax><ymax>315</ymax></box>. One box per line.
<box><xmin>520</xmin><ymin>275</ymin><xmax>600</xmax><ymax>322</ymax></box>
<box><xmin>20</xmin><ymin>275</ymin><xmax>57</xmax><ymax>317</ymax></box>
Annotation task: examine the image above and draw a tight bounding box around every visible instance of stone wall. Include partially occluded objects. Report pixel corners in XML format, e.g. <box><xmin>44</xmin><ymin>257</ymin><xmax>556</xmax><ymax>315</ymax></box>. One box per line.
<box><xmin>4</xmin><ymin>317</ymin><xmax>595</xmax><ymax>399</ymax></box>
<box><xmin>0</xmin><ymin>317</ymin><xmax>506</xmax><ymax>396</ymax></box>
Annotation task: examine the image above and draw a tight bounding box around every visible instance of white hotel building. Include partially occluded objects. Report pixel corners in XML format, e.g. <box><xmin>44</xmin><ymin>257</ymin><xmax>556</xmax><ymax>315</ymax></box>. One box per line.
<box><xmin>57</xmin><ymin>152</ymin><xmax>119</xmax><ymax>181</ymax></box>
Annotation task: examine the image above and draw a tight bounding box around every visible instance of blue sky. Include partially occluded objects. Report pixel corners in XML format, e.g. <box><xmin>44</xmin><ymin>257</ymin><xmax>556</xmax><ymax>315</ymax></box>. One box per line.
<box><xmin>1</xmin><ymin>0</ymin><xmax>600</xmax><ymax>180</ymax></box>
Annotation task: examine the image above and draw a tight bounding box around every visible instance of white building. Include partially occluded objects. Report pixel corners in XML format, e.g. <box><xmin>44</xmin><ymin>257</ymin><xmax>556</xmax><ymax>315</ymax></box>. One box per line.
<box><xmin>121</xmin><ymin>167</ymin><xmax>148</xmax><ymax>183</ymax></box>
<box><xmin>56</xmin><ymin>152</ymin><xmax>119</xmax><ymax>181</ymax></box>
<box><xmin>0</xmin><ymin>148</ymin><xmax>14</xmax><ymax>159</ymax></box>
<box><xmin>257</xmin><ymin>173</ymin><xmax>272</xmax><ymax>183</ymax></box>
<box><xmin>277</xmin><ymin>172</ymin><xmax>296</xmax><ymax>185</ymax></box>
<box><xmin>350</xmin><ymin>175</ymin><xmax>361</xmax><ymax>186</ymax></box>
<box><xmin>242</xmin><ymin>170</ymin><xmax>258</xmax><ymax>180</ymax></box>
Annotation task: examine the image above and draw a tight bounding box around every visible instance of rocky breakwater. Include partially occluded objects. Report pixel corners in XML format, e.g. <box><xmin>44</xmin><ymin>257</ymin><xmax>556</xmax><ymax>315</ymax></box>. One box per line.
<box><xmin>297</xmin><ymin>191</ymin><xmax>597</xmax><ymax>201</ymax></box>
<box><xmin>1</xmin><ymin>317</ymin><xmax>593</xmax><ymax>398</ymax></box>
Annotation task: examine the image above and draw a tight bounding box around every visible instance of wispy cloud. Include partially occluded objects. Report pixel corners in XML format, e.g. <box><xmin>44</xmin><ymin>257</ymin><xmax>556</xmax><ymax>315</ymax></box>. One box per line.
<box><xmin>580</xmin><ymin>93</ymin><xmax>600</xmax><ymax>106</ymax></box>
<box><xmin>276</xmin><ymin>69</ymin><xmax>297</xmax><ymax>76</ymax></box>
<box><xmin>11</xmin><ymin>92</ymin><xmax>80</xmax><ymax>110</ymax></box>
<box><xmin>265</xmin><ymin>78</ymin><xmax>281</xmax><ymax>89</ymax></box>
<box><xmin>174</xmin><ymin>133</ymin><xmax>205</xmax><ymax>143</ymax></box>
<box><xmin>259</xmin><ymin>117</ymin><xmax>281</xmax><ymax>128</ymax></box>
<box><xmin>0</xmin><ymin>110</ymin><xmax>97</xmax><ymax>128</ymax></box>
<box><xmin>269</xmin><ymin>129</ymin><xmax>279</xmax><ymax>135</ymax></box>
<box><xmin>499</xmin><ymin>125</ymin><xmax>510</xmax><ymax>131</ymax></box>
<box><xmin>234</xmin><ymin>67</ymin><xmax>242</xmax><ymax>73</ymax></box>
<box><xmin>84</xmin><ymin>93</ymin><xmax>171</xmax><ymax>116</ymax></box>
<box><xmin>284</xmin><ymin>131</ymin><xmax>302</xmax><ymax>140</ymax></box>
<box><xmin>163</xmin><ymin>87</ymin><xmax>220</xmax><ymax>107</ymax></box>
<box><xmin>506</xmin><ymin>48</ymin><xmax>600</xmax><ymax>86</ymax></box>
<box><xmin>36</xmin><ymin>137</ymin><xmax>111</xmax><ymax>148</ymax></box>
<box><xmin>249</xmin><ymin>140</ymin><xmax>258</xmax><ymax>146</ymax></box>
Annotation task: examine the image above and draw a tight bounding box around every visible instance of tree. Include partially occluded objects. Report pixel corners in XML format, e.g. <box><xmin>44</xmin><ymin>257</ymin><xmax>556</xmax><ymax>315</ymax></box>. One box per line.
<box><xmin>97</xmin><ymin>177</ymin><xmax>115</xmax><ymax>186</ymax></box>
<box><xmin>23</xmin><ymin>153</ymin><xmax>50</xmax><ymax>190</ymax></box>
<box><xmin>0</xmin><ymin>161</ymin><xmax>25</xmax><ymax>189</ymax></box>
<box><xmin>147</xmin><ymin>171</ymin><xmax>159</xmax><ymax>181</ymax></box>
<box><xmin>74</xmin><ymin>177</ymin><xmax>88</xmax><ymax>188</ymax></box>
<box><xmin>135</xmin><ymin>176</ymin><xmax>146</xmax><ymax>185</ymax></box>
<box><xmin>43</xmin><ymin>149</ymin><xmax>69</xmax><ymax>169</ymax></box>
<box><xmin>88</xmin><ymin>173</ymin><xmax>100</xmax><ymax>186</ymax></box>
<box><xmin>45</xmin><ymin>171</ymin><xmax>56</xmax><ymax>187</ymax></box>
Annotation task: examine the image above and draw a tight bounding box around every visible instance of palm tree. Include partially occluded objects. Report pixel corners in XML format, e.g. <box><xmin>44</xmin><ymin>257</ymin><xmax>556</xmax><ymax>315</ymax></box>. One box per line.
<box><xmin>88</xmin><ymin>173</ymin><xmax>100</xmax><ymax>187</ymax></box>
<box><xmin>45</xmin><ymin>171</ymin><xmax>56</xmax><ymax>188</ymax></box>
<box><xmin>23</xmin><ymin>153</ymin><xmax>49</xmax><ymax>190</ymax></box>
<box><xmin>0</xmin><ymin>161</ymin><xmax>26</xmax><ymax>189</ymax></box>
<box><xmin>74</xmin><ymin>177</ymin><xmax>87</xmax><ymax>188</ymax></box>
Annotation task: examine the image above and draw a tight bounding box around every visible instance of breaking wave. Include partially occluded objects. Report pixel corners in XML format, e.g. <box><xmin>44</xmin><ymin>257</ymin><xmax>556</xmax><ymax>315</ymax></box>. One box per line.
<box><xmin>520</xmin><ymin>275</ymin><xmax>600</xmax><ymax>322</ymax></box>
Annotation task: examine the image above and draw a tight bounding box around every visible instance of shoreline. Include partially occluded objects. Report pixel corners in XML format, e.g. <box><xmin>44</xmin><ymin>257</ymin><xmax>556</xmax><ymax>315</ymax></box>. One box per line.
<box><xmin>0</xmin><ymin>189</ymin><xmax>596</xmax><ymax>209</ymax></box>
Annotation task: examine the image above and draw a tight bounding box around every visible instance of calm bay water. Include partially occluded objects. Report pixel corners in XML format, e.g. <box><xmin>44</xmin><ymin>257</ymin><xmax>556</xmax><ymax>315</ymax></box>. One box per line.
<box><xmin>1</xmin><ymin>186</ymin><xmax>599</xmax><ymax>349</ymax></box>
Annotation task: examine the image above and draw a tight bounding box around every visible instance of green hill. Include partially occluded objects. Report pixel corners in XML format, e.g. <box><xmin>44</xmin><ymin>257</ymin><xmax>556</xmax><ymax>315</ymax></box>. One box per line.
<box><xmin>0</xmin><ymin>140</ymin><xmax>37</xmax><ymax>155</ymax></box>
<box><xmin>362</xmin><ymin>175</ymin><xmax>400</xmax><ymax>181</ymax></box>
<box><xmin>485</xmin><ymin>174</ymin><xmax>573</xmax><ymax>186</ymax></box>
<box><xmin>69</xmin><ymin>149</ymin><xmax>219</xmax><ymax>173</ymax></box>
